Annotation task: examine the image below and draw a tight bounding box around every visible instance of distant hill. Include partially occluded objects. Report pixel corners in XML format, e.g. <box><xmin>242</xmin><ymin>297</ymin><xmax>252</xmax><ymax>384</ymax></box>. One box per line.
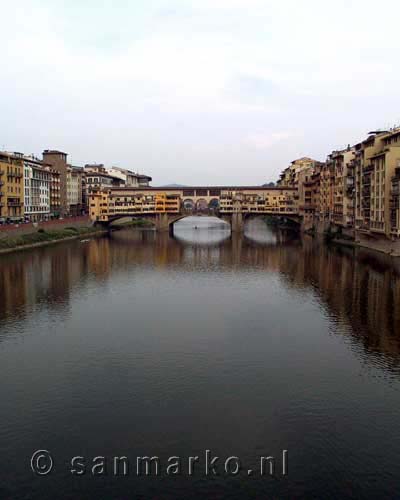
<box><xmin>262</xmin><ymin>182</ymin><xmax>276</xmax><ymax>187</ymax></box>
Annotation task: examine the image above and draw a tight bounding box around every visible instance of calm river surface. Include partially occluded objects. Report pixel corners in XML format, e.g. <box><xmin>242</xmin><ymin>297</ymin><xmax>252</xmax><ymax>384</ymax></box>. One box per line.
<box><xmin>1</xmin><ymin>217</ymin><xmax>400</xmax><ymax>499</ymax></box>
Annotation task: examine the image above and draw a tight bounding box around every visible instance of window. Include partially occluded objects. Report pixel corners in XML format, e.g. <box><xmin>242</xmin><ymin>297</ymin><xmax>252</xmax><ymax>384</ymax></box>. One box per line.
<box><xmin>195</xmin><ymin>189</ymin><xmax>208</xmax><ymax>196</ymax></box>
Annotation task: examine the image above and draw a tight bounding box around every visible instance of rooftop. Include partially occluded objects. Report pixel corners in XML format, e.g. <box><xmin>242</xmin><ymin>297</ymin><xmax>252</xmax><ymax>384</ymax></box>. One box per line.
<box><xmin>43</xmin><ymin>149</ymin><xmax>68</xmax><ymax>155</ymax></box>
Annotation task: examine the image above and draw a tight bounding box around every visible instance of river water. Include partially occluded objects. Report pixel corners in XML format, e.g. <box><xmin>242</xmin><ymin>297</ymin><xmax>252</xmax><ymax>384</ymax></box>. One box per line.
<box><xmin>1</xmin><ymin>217</ymin><xmax>400</xmax><ymax>499</ymax></box>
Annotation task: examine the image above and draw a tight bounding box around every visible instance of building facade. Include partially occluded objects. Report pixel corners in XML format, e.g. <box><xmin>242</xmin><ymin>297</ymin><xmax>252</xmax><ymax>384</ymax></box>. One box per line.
<box><xmin>67</xmin><ymin>167</ymin><xmax>84</xmax><ymax>216</ymax></box>
<box><xmin>49</xmin><ymin>169</ymin><xmax>61</xmax><ymax>217</ymax></box>
<box><xmin>278</xmin><ymin>157</ymin><xmax>321</xmax><ymax>188</ymax></box>
<box><xmin>85</xmin><ymin>171</ymin><xmax>123</xmax><ymax>193</ymax></box>
<box><xmin>0</xmin><ymin>152</ymin><xmax>24</xmax><ymax>222</ymax></box>
<box><xmin>23</xmin><ymin>156</ymin><xmax>52</xmax><ymax>222</ymax></box>
<box><xmin>42</xmin><ymin>150</ymin><xmax>69</xmax><ymax>216</ymax></box>
<box><xmin>106</xmin><ymin>167</ymin><xmax>152</xmax><ymax>187</ymax></box>
<box><xmin>275</xmin><ymin>128</ymin><xmax>400</xmax><ymax>248</ymax></box>
<box><xmin>353</xmin><ymin>130</ymin><xmax>400</xmax><ymax>238</ymax></box>
<box><xmin>88</xmin><ymin>186</ymin><xmax>298</xmax><ymax>223</ymax></box>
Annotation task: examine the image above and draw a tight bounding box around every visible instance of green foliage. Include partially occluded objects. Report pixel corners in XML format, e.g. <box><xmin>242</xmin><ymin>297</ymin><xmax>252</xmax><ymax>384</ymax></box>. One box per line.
<box><xmin>113</xmin><ymin>218</ymin><xmax>154</xmax><ymax>228</ymax></box>
<box><xmin>0</xmin><ymin>225</ymin><xmax>102</xmax><ymax>251</ymax></box>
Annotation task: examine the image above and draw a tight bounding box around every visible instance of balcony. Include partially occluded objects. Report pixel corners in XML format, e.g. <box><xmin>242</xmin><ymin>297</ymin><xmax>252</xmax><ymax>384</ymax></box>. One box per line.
<box><xmin>7</xmin><ymin>200</ymin><xmax>22</xmax><ymax>207</ymax></box>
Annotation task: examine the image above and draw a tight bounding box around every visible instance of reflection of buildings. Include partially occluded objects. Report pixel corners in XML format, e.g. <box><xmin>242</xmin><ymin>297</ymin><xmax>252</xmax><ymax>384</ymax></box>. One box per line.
<box><xmin>0</xmin><ymin>259</ymin><xmax>27</xmax><ymax>319</ymax></box>
<box><xmin>288</xmin><ymin>240</ymin><xmax>400</xmax><ymax>364</ymax></box>
<box><xmin>1</xmin><ymin>229</ymin><xmax>400</xmax><ymax>366</ymax></box>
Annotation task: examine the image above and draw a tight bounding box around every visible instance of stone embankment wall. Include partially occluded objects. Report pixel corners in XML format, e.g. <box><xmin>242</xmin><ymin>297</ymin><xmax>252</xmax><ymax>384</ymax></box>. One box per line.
<box><xmin>355</xmin><ymin>232</ymin><xmax>400</xmax><ymax>257</ymax></box>
<box><xmin>301</xmin><ymin>217</ymin><xmax>400</xmax><ymax>256</ymax></box>
<box><xmin>0</xmin><ymin>216</ymin><xmax>93</xmax><ymax>240</ymax></box>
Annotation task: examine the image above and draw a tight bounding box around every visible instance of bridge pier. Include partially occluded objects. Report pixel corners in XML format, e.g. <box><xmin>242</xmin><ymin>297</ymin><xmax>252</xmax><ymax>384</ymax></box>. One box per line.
<box><xmin>230</xmin><ymin>212</ymin><xmax>244</xmax><ymax>233</ymax></box>
<box><xmin>153</xmin><ymin>211</ymin><xmax>249</xmax><ymax>233</ymax></box>
<box><xmin>155</xmin><ymin>213</ymin><xmax>171</xmax><ymax>232</ymax></box>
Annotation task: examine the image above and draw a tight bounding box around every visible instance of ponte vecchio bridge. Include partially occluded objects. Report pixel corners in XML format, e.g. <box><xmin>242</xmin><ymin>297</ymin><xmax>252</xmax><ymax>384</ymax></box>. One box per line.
<box><xmin>90</xmin><ymin>186</ymin><xmax>299</xmax><ymax>232</ymax></box>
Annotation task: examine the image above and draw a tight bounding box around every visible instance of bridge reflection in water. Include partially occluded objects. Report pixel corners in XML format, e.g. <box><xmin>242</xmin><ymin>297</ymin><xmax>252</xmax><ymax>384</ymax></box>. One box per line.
<box><xmin>1</xmin><ymin>219</ymin><xmax>400</xmax><ymax>366</ymax></box>
<box><xmin>173</xmin><ymin>216</ymin><xmax>231</xmax><ymax>246</ymax></box>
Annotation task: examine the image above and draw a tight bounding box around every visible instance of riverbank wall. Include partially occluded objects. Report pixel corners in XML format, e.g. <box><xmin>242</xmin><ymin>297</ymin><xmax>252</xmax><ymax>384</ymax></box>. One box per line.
<box><xmin>302</xmin><ymin>218</ymin><xmax>400</xmax><ymax>256</ymax></box>
<box><xmin>0</xmin><ymin>216</ymin><xmax>93</xmax><ymax>240</ymax></box>
<box><xmin>354</xmin><ymin>232</ymin><xmax>400</xmax><ymax>256</ymax></box>
<box><xmin>0</xmin><ymin>216</ymin><xmax>107</xmax><ymax>255</ymax></box>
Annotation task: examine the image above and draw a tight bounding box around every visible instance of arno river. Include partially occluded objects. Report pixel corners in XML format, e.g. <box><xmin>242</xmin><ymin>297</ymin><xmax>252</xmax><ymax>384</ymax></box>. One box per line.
<box><xmin>1</xmin><ymin>217</ymin><xmax>400</xmax><ymax>499</ymax></box>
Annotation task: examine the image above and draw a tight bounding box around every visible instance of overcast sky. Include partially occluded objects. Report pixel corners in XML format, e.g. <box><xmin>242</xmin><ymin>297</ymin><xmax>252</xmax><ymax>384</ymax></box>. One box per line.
<box><xmin>2</xmin><ymin>0</ymin><xmax>400</xmax><ymax>185</ymax></box>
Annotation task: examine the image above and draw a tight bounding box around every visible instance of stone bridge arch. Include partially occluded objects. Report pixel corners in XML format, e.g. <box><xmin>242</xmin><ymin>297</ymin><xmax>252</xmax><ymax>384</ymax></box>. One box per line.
<box><xmin>96</xmin><ymin>210</ymin><xmax>301</xmax><ymax>234</ymax></box>
<box><xmin>183</xmin><ymin>198</ymin><xmax>195</xmax><ymax>211</ymax></box>
<box><xmin>208</xmin><ymin>198</ymin><xmax>219</xmax><ymax>210</ymax></box>
<box><xmin>196</xmin><ymin>199</ymin><xmax>208</xmax><ymax>212</ymax></box>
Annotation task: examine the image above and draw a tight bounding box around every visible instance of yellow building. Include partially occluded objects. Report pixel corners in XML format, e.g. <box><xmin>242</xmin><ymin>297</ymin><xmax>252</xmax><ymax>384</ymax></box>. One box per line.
<box><xmin>318</xmin><ymin>161</ymin><xmax>334</xmax><ymax>222</ymax></box>
<box><xmin>155</xmin><ymin>193</ymin><xmax>180</xmax><ymax>213</ymax></box>
<box><xmin>89</xmin><ymin>190</ymin><xmax>110</xmax><ymax>222</ymax></box>
<box><xmin>89</xmin><ymin>187</ymin><xmax>298</xmax><ymax>222</ymax></box>
<box><xmin>354</xmin><ymin>129</ymin><xmax>400</xmax><ymax>238</ymax></box>
<box><xmin>0</xmin><ymin>152</ymin><xmax>24</xmax><ymax>222</ymax></box>
<box><xmin>297</xmin><ymin>166</ymin><xmax>318</xmax><ymax>225</ymax></box>
<box><xmin>277</xmin><ymin>157</ymin><xmax>321</xmax><ymax>188</ymax></box>
<box><xmin>328</xmin><ymin>147</ymin><xmax>356</xmax><ymax>228</ymax></box>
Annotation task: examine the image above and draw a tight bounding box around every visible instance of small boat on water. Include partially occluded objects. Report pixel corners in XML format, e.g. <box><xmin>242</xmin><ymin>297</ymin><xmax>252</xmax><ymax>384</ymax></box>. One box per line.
<box><xmin>80</xmin><ymin>239</ymin><xmax>90</xmax><ymax>243</ymax></box>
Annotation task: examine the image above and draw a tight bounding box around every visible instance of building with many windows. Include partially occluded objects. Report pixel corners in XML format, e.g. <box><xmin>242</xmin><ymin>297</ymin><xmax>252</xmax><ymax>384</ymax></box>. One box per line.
<box><xmin>88</xmin><ymin>187</ymin><xmax>298</xmax><ymax>223</ymax></box>
<box><xmin>353</xmin><ymin>129</ymin><xmax>400</xmax><ymax>237</ymax></box>
<box><xmin>277</xmin><ymin>157</ymin><xmax>322</xmax><ymax>188</ymax></box>
<box><xmin>23</xmin><ymin>156</ymin><xmax>52</xmax><ymax>222</ymax></box>
<box><xmin>0</xmin><ymin>152</ymin><xmax>24</xmax><ymax>222</ymax></box>
<box><xmin>329</xmin><ymin>147</ymin><xmax>355</xmax><ymax>228</ymax></box>
<box><xmin>42</xmin><ymin>150</ymin><xmax>69</xmax><ymax>216</ymax></box>
<box><xmin>49</xmin><ymin>169</ymin><xmax>61</xmax><ymax>218</ymax></box>
<box><xmin>85</xmin><ymin>171</ymin><xmax>124</xmax><ymax>193</ymax></box>
<box><xmin>67</xmin><ymin>166</ymin><xmax>85</xmax><ymax>216</ymax></box>
<box><xmin>107</xmin><ymin>166</ymin><xmax>152</xmax><ymax>187</ymax></box>
<box><xmin>274</xmin><ymin>128</ymin><xmax>400</xmax><ymax>250</ymax></box>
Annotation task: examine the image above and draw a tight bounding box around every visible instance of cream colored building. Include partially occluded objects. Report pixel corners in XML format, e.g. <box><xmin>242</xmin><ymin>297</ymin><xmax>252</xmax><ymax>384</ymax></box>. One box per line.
<box><xmin>107</xmin><ymin>167</ymin><xmax>152</xmax><ymax>187</ymax></box>
<box><xmin>278</xmin><ymin>157</ymin><xmax>321</xmax><ymax>188</ymax></box>
<box><xmin>354</xmin><ymin>129</ymin><xmax>400</xmax><ymax>238</ymax></box>
<box><xmin>23</xmin><ymin>156</ymin><xmax>52</xmax><ymax>221</ymax></box>
<box><xmin>66</xmin><ymin>167</ymin><xmax>85</xmax><ymax>216</ymax></box>
<box><xmin>67</xmin><ymin>168</ymin><xmax>80</xmax><ymax>206</ymax></box>
<box><xmin>329</xmin><ymin>147</ymin><xmax>356</xmax><ymax>228</ymax></box>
